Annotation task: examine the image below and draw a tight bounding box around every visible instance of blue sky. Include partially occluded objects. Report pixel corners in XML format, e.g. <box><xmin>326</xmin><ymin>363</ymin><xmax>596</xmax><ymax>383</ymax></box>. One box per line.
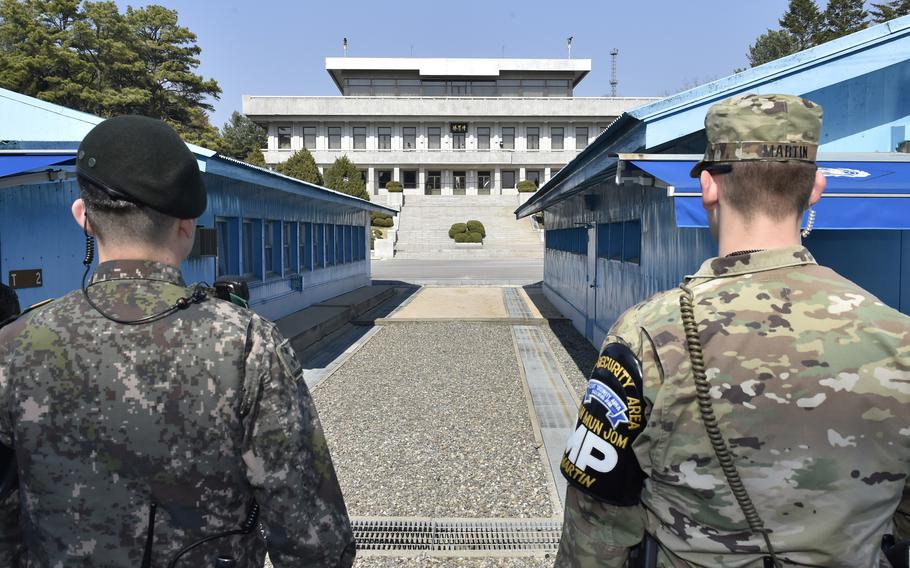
<box><xmin>115</xmin><ymin>0</ymin><xmax>795</xmax><ymax>127</ymax></box>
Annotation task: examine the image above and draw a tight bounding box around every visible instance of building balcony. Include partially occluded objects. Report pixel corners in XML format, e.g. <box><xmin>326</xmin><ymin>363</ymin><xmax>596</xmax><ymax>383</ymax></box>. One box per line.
<box><xmin>244</xmin><ymin>95</ymin><xmax>657</xmax><ymax>120</ymax></box>
<box><xmin>264</xmin><ymin>148</ymin><xmax>580</xmax><ymax>167</ymax></box>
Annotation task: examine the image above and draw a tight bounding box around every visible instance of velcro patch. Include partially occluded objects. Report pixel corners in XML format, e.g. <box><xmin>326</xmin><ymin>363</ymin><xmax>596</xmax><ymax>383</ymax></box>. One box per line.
<box><xmin>561</xmin><ymin>341</ymin><xmax>646</xmax><ymax>505</ymax></box>
<box><xmin>276</xmin><ymin>338</ymin><xmax>303</xmax><ymax>383</ymax></box>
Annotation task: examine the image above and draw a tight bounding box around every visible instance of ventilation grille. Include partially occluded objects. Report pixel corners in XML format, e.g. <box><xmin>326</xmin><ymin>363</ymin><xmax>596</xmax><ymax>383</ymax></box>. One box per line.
<box><xmin>352</xmin><ymin>518</ymin><xmax>562</xmax><ymax>553</ymax></box>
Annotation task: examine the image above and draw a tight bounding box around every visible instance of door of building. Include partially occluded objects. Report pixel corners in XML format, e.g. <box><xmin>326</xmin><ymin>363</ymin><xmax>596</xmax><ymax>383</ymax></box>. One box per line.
<box><xmin>585</xmin><ymin>225</ymin><xmax>598</xmax><ymax>342</ymax></box>
<box><xmin>453</xmin><ymin>171</ymin><xmax>466</xmax><ymax>196</ymax></box>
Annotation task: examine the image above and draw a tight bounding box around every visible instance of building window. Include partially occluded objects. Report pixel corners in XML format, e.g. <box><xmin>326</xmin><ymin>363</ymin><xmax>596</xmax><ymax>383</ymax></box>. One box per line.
<box><xmin>303</xmin><ymin>126</ymin><xmax>316</xmax><ymax>150</ymax></box>
<box><xmin>373</xmin><ymin>79</ymin><xmax>395</xmax><ymax>96</ymax></box>
<box><xmin>477</xmin><ymin>127</ymin><xmax>490</xmax><ymax>150</ymax></box>
<box><xmin>344</xmin><ymin>225</ymin><xmax>354</xmax><ymax>263</ymax></box>
<box><xmin>608</xmin><ymin>222</ymin><xmax>623</xmax><ymax>260</ymax></box>
<box><xmin>551</xmin><ymin>127</ymin><xmax>564</xmax><ymax>150</ymax></box>
<box><xmin>300</xmin><ymin>223</ymin><xmax>312</xmax><ymax>271</ymax></box>
<box><xmin>477</xmin><ymin>171</ymin><xmax>491</xmax><ymax>195</ymax></box>
<box><xmin>326</xmin><ymin>224</ymin><xmax>336</xmax><ymax>266</ymax></box>
<box><xmin>377</xmin><ymin>169</ymin><xmax>393</xmax><ymax>192</ymax></box>
<box><xmin>215</xmin><ymin>218</ymin><xmax>239</xmax><ymax>277</ymax></box>
<box><xmin>399</xmin><ymin>80</ymin><xmax>420</xmax><ymax>96</ymax></box>
<box><xmin>423</xmin><ymin>81</ymin><xmax>445</xmax><ymax>96</ymax></box>
<box><xmin>283</xmin><ymin>222</ymin><xmax>293</xmax><ymax>273</ymax></box>
<box><xmin>347</xmin><ymin>79</ymin><xmax>370</xmax><ymax>95</ymax></box>
<box><xmin>623</xmin><ymin>220</ymin><xmax>642</xmax><ymax>263</ymax></box>
<box><xmin>498</xmin><ymin>79</ymin><xmax>520</xmax><ymax>96</ymax></box>
<box><xmin>502</xmin><ymin>170</ymin><xmax>516</xmax><ymax>189</ymax></box>
<box><xmin>545</xmin><ymin>228</ymin><xmax>588</xmax><ymax>255</ymax></box>
<box><xmin>547</xmin><ymin>79</ymin><xmax>570</xmax><ymax>97</ymax></box>
<box><xmin>403</xmin><ymin>126</ymin><xmax>417</xmax><ymax>150</ymax></box>
<box><xmin>277</xmin><ymin>126</ymin><xmax>292</xmax><ymax>150</ymax></box>
<box><xmin>403</xmin><ymin>170</ymin><xmax>417</xmax><ymax>189</ymax></box>
<box><xmin>453</xmin><ymin>171</ymin><xmax>466</xmax><ymax>191</ymax></box>
<box><xmin>471</xmin><ymin>82</ymin><xmax>496</xmax><ymax>96</ymax></box>
<box><xmin>426</xmin><ymin>171</ymin><xmax>441</xmax><ymax>194</ymax></box>
<box><xmin>264</xmin><ymin>221</ymin><xmax>275</xmax><ymax>275</ymax></box>
<box><xmin>353</xmin><ymin>126</ymin><xmax>366</xmax><ymax>150</ymax></box>
<box><xmin>428</xmin><ymin>127</ymin><xmax>441</xmax><ymax>150</ymax></box>
<box><xmin>527</xmin><ymin>127</ymin><xmax>540</xmax><ymax>150</ymax></box>
<box><xmin>314</xmin><ymin>223</ymin><xmax>325</xmax><ymax>268</ymax></box>
<box><xmin>328</xmin><ymin>126</ymin><xmax>342</xmax><ymax>150</ymax></box>
<box><xmin>501</xmin><ymin>127</ymin><xmax>515</xmax><ymax>150</ymax></box>
<box><xmin>452</xmin><ymin>132</ymin><xmax>466</xmax><ymax>150</ymax></box>
<box><xmin>576</xmin><ymin>127</ymin><xmax>589</xmax><ymax>150</ymax></box>
<box><xmin>450</xmin><ymin>81</ymin><xmax>468</xmax><ymax>96</ymax></box>
<box><xmin>242</xmin><ymin>220</ymin><xmax>253</xmax><ymax>277</ymax></box>
<box><xmin>522</xmin><ymin>79</ymin><xmax>546</xmax><ymax>97</ymax></box>
<box><xmin>526</xmin><ymin>170</ymin><xmax>541</xmax><ymax>187</ymax></box>
<box><xmin>336</xmin><ymin>225</ymin><xmax>345</xmax><ymax>264</ymax></box>
<box><xmin>378</xmin><ymin>126</ymin><xmax>391</xmax><ymax>150</ymax></box>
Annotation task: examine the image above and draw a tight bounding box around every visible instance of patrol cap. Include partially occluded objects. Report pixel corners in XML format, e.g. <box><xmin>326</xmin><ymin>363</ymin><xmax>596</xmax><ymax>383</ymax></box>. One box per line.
<box><xmin>76</xmin><ymin>115</ymin><xmax>207</xmax><ymax>219</ymax></box>
<box><xmin>690</xmin><ymin>93</ymin><xmax>823</xmax><ymax>178</ymax></box>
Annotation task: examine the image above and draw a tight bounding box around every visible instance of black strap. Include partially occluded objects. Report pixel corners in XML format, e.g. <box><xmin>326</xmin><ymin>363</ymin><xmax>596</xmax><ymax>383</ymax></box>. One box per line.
<box><xmin>141</xmin><ymin>501</ymin><xmax>157</xmax><ymax>568</ymax></box>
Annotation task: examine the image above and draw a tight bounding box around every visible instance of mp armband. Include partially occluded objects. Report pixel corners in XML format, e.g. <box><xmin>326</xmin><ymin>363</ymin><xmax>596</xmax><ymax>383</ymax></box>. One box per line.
<box><xmin>561</xmin><ymin>341</ymin><xmax>646</xmax><ymax>505</ymax></box>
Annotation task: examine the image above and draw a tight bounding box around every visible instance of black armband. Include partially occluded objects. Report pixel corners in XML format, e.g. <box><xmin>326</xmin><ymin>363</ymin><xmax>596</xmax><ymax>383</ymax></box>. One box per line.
<box><xmin>560</xmin><ymin>341</ymin><xmax>646</xmax><ymax>505</ymax></box>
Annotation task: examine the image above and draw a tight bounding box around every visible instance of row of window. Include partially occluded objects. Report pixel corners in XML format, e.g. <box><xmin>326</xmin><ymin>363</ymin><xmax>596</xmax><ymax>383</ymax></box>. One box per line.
<box><xmin>215</xmin><ymin>218</ymin><xmax>367</xmax><ymax>280</ymax></box>
<box><xmin>545</xmin><ymin>220</ymin><xmax>642</xmax><ymax>264</ymax></box>
<box><xmin>342</xmin><ymin>78</ymin><xmax>572</xmax><ymax>98</ymax></box>
<box><xmin>274</xmin><ymin>125</ymin><xmax>592</xmax><ymax>152</ymax></box>
<box><xmin>374</xmin><ymin>169</ymin><xmax>541</xmax><ymax>191</ymax></box>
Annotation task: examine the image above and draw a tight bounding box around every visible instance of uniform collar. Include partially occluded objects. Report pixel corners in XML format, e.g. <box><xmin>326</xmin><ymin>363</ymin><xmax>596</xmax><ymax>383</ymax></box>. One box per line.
<box><xmin>90</xmin><ymin>260</ymin><xmax>185</xmax><ymax>286</ymax></box>
<box><xmin>689</xmin><ymin>246</ymin><xmax>816</xmax><ymax>279</ymax></box>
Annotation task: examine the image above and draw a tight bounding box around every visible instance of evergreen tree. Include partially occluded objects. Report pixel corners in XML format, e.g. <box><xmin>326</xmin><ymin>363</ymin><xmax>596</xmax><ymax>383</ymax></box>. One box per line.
<box><xmin>244</xmin><ymin>148</ymin><xmax>266</xmax><ymax>167</ymax></box>
<box><xmin>870</xmin><ymin>0</ymin><xmax>910</xmax><ymax>22</ymax></box>
<box><xmin>0</xmin><ymin>0</ymin><xmax>221</xmax><ymax>140</ymax></box>
<box><xmin>220</xmin><ymin>111</ymin><xmax>266</xmax><ymax>159</ymax></box>
<box><xmin>277</xmin><ymin>148</ymin><xmax>323</xmax><ymax>186</ymax></box>
<box><xmin>819</xmin><ymin>0</ymin><xmax>869</xmax><ymax>42</ymax></box>
<box><xmin>323</xmin><ymin>155</ymin><xmax>368</xmax><ymax>201</ymax></box>
<box><xmin>779</xmin><ymin>0</ymin><xmax>824</xmax><ymax>49</ymax></box>
<box><xmin>748</xmin><ymin>29</ymin><xmax>799</xmax><ymax>67</ymax></box>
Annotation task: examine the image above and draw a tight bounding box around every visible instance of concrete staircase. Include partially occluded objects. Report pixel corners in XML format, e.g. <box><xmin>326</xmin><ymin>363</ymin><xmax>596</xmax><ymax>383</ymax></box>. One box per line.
<box><xmin>394</xmin><ymin>195</ymin><xmax>543</xmax><ymax>259</ymax></box>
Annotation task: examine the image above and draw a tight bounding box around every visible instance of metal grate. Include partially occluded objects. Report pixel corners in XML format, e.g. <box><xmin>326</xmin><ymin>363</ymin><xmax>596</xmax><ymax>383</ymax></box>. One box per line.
<box><xmin>353</xmin><ymin>518</ymin><xmax>562</xmax><ymax>553</ymax></box>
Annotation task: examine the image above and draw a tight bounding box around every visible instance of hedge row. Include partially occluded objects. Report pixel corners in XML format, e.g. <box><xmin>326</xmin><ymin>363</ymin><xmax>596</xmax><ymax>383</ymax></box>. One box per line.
<box><xmin>449</xmin><ymin>219</ymin><xmax>486</xmax><ymax>243</ymax></box>
<box><xmin>371</xmin><ymin>212</ymin><xmax>394</xmax><ymax>227</ymax></box>
<box><xmin>453</xmin><ymin>231</ymin><xmax>483</xmax><ymax>243</ymax></box>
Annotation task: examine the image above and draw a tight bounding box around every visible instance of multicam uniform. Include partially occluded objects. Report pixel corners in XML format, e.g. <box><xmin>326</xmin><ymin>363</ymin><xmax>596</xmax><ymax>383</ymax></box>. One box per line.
<box><xmin>0</xmin><ymin>260</ymin><xmax>355</xmax><ymax>567</ymax></box>
<box><xmin>557</xmin><ymin>247</ymin><xmax>910</xmax><ymax>567</ymax></box>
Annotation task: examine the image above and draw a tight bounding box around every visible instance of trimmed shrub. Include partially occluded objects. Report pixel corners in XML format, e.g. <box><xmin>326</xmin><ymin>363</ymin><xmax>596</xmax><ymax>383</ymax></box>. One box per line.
<box><xmin>371</xmin><ymin>228</ymin><xmax>384</xmax><ymax>239</ymax></box>
<box><xmin>517</xmin><ymin>180</ymin><xmax>538</xmax><ymax>193</ymax></box>
<box><xmin>467</xmin><ymin>231</ymin><xmax>483</xmax><ymax>243</ymax></box>
<box><xmin>448</xmin><ymin>223</ymin><xmax>468</xmax><ymax>238</ymax></box>
<box><xmin>385</xmin><ymin>180</ymin><xmax>403</xmax><ymax>192</ymax></box>
<box><xmin>453</xmin><ymin>232</ymin><xmax>470</xmax><ymax>243</ymax></box>
<box><xmin>371</xmin><ymin>212</ymin><xmax>394</xmax><ymax>227</ymax></box>
<box><xmin>466</xmin><ymin>220</ymin><xmax>486</xmax><ymax>237</ymax></box>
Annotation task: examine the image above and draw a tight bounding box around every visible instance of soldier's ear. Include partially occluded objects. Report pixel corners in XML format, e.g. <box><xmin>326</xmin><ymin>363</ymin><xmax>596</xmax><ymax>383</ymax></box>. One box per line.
<box><xmin>700</xmin><ymin>170</ymin><xmax>720</xmax><ymax>210</ymax></box>
<box><xmin>71</xmin><ymin>199</ymin><xmax>95</xmax><ymax>236</ymax></box>
<box><xmin>808</xmin><ymin>168</ymin><xmax>826</xmax><ymax>206</ymax></box>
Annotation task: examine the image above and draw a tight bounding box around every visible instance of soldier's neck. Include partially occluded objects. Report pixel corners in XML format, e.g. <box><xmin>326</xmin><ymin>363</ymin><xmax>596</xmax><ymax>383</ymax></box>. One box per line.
<box><xmin>97</xmin><ymin>244</ymin><xmax>184</xmax><ymax>269</ymax></box>
<box><xmin>718</xmin><ymin>212</ymin><xmax>803</xmax><ymax>257</ymax></box>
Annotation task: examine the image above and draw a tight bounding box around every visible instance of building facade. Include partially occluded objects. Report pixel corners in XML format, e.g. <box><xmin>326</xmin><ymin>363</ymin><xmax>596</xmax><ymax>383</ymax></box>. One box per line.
<box><xmin>244</xmin><ymin>58</ymin><xmax>656</xmax><ymax>198</ymax></box>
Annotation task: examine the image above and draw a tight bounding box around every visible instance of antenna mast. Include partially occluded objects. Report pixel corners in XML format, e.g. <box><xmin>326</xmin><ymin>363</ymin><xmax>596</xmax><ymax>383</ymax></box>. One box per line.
<box><xmin>609</xmin><ymin>48</ymin><xmax>618</xmax><ymax>96</ymax></box>
<box><xmin>567</xmin><ymin>36</ymin><xmax>573</xmax><ymax>59</ymax></box>
<box><xmin>343</xmin><ymin>37</ymin><xmax>348</xmax><ymax>57</ymax></box>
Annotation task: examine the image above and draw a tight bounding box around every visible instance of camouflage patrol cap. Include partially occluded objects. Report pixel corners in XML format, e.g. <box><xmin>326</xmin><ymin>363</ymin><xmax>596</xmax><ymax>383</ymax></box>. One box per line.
<box><xmin>689</xmin><ymin>93</ymin><xmax>823</xmax><ymax>177</ymax></box>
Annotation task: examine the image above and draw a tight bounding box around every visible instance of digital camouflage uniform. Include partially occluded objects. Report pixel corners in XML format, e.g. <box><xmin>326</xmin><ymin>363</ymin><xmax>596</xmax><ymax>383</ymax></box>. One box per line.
<box><xmin>557</xmin><ymin>95</ymin><xmax>910</xmax><ymax>567</ymax></box>
<box><xmin>0</xmin><ymin>260</ymin><xmax>355</xmax><ymax>567</ymax></box>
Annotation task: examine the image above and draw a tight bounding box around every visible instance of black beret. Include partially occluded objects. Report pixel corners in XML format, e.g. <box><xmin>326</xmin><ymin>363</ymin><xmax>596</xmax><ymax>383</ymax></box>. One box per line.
<box><xmin>76</xmin><ymin>115</ymin><xmax>207</xmax><ymax>219</ymax></box>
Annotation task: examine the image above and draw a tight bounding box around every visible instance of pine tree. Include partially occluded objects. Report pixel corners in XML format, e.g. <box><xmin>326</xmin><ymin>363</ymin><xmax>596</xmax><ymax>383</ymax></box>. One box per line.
<box><xmin>870</xmin><ymin>0</ymin><xmax>910</xmax><ymax>22</ymax></box>
<box><xmin>779</xmin><ymin>0</ymin><xmax>824</xmax><ymax>49</ymax></box>
<box><xmin>277</xmin><ymin>148</ymin><xmax>324</xmax><ymax>186</ymax></box>
<box><xmin>748</xmin><ymin>29</ymin><xmax>799</xmax><ymax>67</ymax></box>
<box><xmin>819</xmin><ymin>0</ymin><xmax>869</xmax><ymax>42</ymax></box>
<box><xmin>323</xmin><ymin>156</ymin><xmax>368</xmax><ymax>201</ymax></box>
<box><xmin>220</xmin><ymin>111</ymin><xmax>266</xmax><ymax>159</ymax></box>
<box><xmin>244</xmin><ymin>148</ymin><xmax>266</xmax><ymax>167</ymax></box>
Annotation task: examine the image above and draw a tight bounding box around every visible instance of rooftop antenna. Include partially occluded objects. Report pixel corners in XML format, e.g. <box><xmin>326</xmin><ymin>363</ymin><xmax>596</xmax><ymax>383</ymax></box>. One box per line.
<box><xmin>610</xmin><ymin>48</ymin><xmax>619</xmax><ymax>96</ymax></box>
<box><xmin>343</xmin><ymin>37</ymin><xmax>348</xmax><ymax>57</ymax></box>
<box><xmin>567</xmin><ymin>36</ymin><xmax>573</xmax><ymax>59</ymax></box>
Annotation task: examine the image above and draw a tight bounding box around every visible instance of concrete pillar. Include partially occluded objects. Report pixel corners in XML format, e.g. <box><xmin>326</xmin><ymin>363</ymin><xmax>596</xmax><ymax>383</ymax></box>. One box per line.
<box><xmin>418</xmin><ymin>168</ymin><xmax>426</xmax><ymax>195</ymax></box>
<box><xmin>442</xmin><ymin>170</ymin><xmax>452</xmax><ymax>196</ymax></box>
<box><xmin>494</xmin><ymin>167</ymin><xmax>502</xmax><ymax>196</ymax></box>
<box><xmin>393</xmin><ymin>166</ymin><xmax>401</xmax><ymax>182</ymax></box>
<box><xmin>367</xmin><ymin>166</ymin><xmax>376</xmax><ymax>196</ymax></box>
<box><xmin>519</xmin><ymin>167</ymin><xmax>527</xmax><ymax>183</ymax></box>
<box><xmin>544</xmin><ymin>166</ymin><xmax>552</xmax><ymax>184</ymax></box>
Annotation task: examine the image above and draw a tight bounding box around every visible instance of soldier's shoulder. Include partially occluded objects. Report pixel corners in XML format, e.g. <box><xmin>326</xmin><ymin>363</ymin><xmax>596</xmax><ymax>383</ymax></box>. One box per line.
<box><xmin>0</xmin><ymin>291</ymin><xmax>80</xmax><ymax>340</ymax></box>
<box><xmin>621</xmin><ymin>288</ymin><xmax>684</xmax><ymax>329</ymax></box>
<box><xmin>797</xmin><ymin>264</ymin><xmax>910</xmax><ymax>325</ymax></box>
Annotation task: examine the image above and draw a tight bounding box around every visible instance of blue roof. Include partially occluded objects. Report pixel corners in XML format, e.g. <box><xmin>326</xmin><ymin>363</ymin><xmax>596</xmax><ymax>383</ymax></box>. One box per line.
<box><xmin>516</xmin><ymin>14</ymin><xmax>910</xmax><ymax>218</ymax></box>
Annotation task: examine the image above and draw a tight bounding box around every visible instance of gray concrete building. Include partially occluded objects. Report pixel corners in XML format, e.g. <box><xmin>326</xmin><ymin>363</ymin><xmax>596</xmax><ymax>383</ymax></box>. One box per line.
<box><xmin>243</xmin><ymin>58</ymin><xmax>656</xmax><ymax>198</ymax></box>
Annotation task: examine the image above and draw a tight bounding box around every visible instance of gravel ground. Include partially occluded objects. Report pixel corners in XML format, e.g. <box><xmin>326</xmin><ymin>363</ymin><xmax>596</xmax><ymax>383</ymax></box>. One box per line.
<box><xmin>539</xmin><ymin>321</ymin><xmax>598</xmax><ymax>400</ymax></box>
<box><xmin>353</xmin><ymin>555</ymin><xmax>555</xmax><ymax>567</ymax></box>
<box><xmin>312</xmin><ymin>322</ymin><xmax>554</xmax><ymax>518</ymax></box>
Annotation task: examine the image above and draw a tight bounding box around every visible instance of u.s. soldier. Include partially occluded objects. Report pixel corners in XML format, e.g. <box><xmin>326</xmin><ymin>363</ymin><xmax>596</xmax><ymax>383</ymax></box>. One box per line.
<box><xmin>556</xmin><ymin>94</ymin><xmax>910</xmax><ymax>567</ymax></box>
<box><xmin>0</xmin><ymin>116</ymin><xmax>356</xmax><ymax>567</ymax></box>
